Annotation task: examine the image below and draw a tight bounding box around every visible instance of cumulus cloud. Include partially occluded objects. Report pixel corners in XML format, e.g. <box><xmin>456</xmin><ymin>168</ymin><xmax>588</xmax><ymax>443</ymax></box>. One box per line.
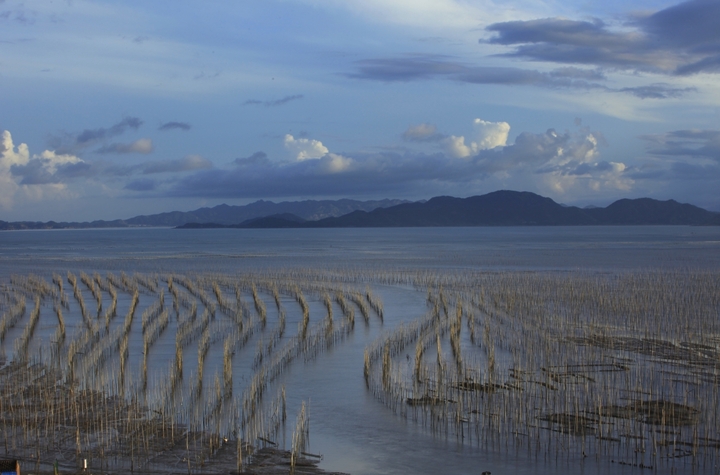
<box><xmin>474</xmin><ymin>119</ymin><xmax>510</xmax><ymax>150</ymax></box>
<box><xmin>0</xmin><ymin>130</ymin><xmax>29</xmax><ymax>168</ymax></box>
<box><xmin>0</xmin><ymin>130</ymin><xmax>26</xmax><ymax>208</ymax></box>
<box><xmin>320</xmin><ymin>153</ymin><xmax>354</xmax><ymax>173</ymax></box>
<box><xmin>11</xmin><ymin>149</ymin><xmax>85</xmax><ymax>185</ymax></box>
<box><xmin>484</xmin><ymin>129</ymin><xmax>632</xmax><ymax>195</ymax></box>
<box><xmin>348</xmin><ymin>55</ymin><xmax>693</xmax><ymax>99</ymax></box>
<box><xmin>281</xmin><ymin>134</ymin><xmax>355</xmax><ymax>173</ymax></box>
<box><xmin>444</xmin><ymin>119</ymin><xmax>510</xmax><ymax>158</ymax></box>
<box><xmin>0</xmin><ymin>130</ymin><xmax>84</xmax><ymax>208</ymax></box>
<box><xmin>485</xmin><ymin>0</ymin><xmax>720</xmax><ymax>76</ymax></box>
<box><xmin>164</xmin><ymin>123</ymin><xmax>631</xmax><ymax>202</ymax></box>
<box><xmin>158</xmin><ymin>121</ymin><xmax>191</xmax><ymax>131</ymax></box>
<box><xmin>0</xmin><ymin>129</ymin><xmax>212</xmax><ymax>206</ymax></box>
<box><xmin>545</xmin><ymin>160</ymin><xmax>633</xmax><ymax>195</ymax></box>
<box><xmin>96</xmin><ymin>138</ymin><xmax>153</xmax><ymax>154</ymax></box>
<box><xmin>444</xmin><ymin>136</ymin><xmax>474</xmax><ymax>158</ymax></box>
<box><xmin>474</xmin><ymin>128</ymin><xmax>601</xmax><ymax>172</ymax></box>
<box><xmin>284</xmin><ymin>134</ymin><xmax>329</xmax><ymax>160</ymax></box>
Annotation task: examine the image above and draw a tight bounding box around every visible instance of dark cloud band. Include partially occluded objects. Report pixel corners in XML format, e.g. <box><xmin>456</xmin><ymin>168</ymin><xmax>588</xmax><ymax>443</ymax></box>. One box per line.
<box><xmin>76</xmin><ymin>117</ymin><xmax>142</xmax><ymax>144</ymax></box>
<box><xmin>348</xmin><ymin>55</ymin><xmax>692</xmax><ymax>99</ymax></box>
<box><xmin>485</xmin><ymin>0</ymin><xmax>720</xmax><ymax>76</ymax></box>
<box><xmin>158</xmin><ymin>121</ymin><xmax>191</xmax><ymax>131</ymax></box>
<box><xmin>243</xmin><ymin>94</ymin><xmax>304</xmax><ymax>107</ymax></box>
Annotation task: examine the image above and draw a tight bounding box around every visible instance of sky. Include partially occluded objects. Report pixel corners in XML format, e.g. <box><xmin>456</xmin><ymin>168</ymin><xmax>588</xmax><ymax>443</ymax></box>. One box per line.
<box><xmin>1</xmin><ymin>0</ymin><xmax>720</xmax><ymax>222</ymax></box>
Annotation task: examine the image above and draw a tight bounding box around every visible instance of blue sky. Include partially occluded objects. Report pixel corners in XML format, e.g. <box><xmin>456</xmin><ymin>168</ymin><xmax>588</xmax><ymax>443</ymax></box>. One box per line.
<box><xmin>1</xmin><ymin>0</ymin><xmax>719</xmax><ymax>221</ymax></box>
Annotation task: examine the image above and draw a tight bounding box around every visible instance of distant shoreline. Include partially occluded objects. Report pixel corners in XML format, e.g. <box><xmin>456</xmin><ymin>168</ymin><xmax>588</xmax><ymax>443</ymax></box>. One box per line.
<box><xmin>176</xmin><ymin>222</ymin><xmax>720</xmax><ymax>229</ymax></box>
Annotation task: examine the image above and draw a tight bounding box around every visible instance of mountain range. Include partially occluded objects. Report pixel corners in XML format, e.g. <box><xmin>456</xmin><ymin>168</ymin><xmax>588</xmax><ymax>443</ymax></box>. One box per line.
<box><xmin>0</xmin><ymin>198</ymin><xmax>408</xmax><ymax>230</ymax></box>
<box><xmin>179</xmin><ymin>191</ymin><xmax>720</xmax><ymax>228</ymax></box>
<box><xmin>2</xmin><ymin>191</ymin><xmax>719</xmax><ymax>230</ymax></box>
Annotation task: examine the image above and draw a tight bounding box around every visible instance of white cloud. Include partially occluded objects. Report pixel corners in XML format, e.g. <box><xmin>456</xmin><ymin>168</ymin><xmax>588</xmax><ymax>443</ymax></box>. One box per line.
<box><xmin>1</xmin><ymin>131</ymin><xmax>28</xmax><ymax>209</ymax></box>
<box><xmin>0</xmin><ymin>130</ymin><xmax>84</xmax><ymax>209</ymax></box>
<box><xmin>282</xmin><ymin>135</ymin><xmax>353</xmax><ymax>172</ymax></box>
<box><xmin>320</xmin><ymin>153</ymin><xmax>354</xmax><ymax>173</ymax></box>
<box><xmin>444</xmin><ymin>135</ymin><xmax>473</xmax><ymax>158</ymax></box>
<box><xmin>542</xmin><ymin>160</ymin><xmax>633</xmax><ymax>196</ymax></box>
<box><xmin>1</xmin><ymin>130</ymin><xmax>30</xmax><ymax>169</ymax></box>
<box><xmin>592</xmin><ymin>161</ymin><xmax>633</xmax><ymax>191</ymax></box>
<box><xmin>36</xmin><ymin>150</ymin><xmax>84</xmax><ymax>173</ymax></box>
<box><xmin>473</xmin><ymin>119</ymin><xmax>510</xmax><ymax>150</ymax></box>
<box><xmin>533</xmin><ymin>132</ymin><xmax>632</xmax><ymax>197</ymax></box>
<box><xmin>284</xmin><ymin>134</ymin><xmax>329</xmax><ymax>161</ymax></box>
<box><xmin>444</xmin><ymin>118</ymin><xmax>510</xmax><ymax>158</ymax></box>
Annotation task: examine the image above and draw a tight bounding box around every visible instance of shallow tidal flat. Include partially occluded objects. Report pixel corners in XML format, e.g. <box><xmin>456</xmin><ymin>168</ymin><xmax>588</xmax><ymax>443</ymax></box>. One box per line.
<box><xmin>0</xmin><ymin>266</ymin><xmax>719</xmax><ymax>474</ymax></box>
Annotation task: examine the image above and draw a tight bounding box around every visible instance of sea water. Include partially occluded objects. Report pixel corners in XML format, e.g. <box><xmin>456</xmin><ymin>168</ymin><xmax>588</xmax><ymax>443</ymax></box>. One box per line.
<box><xmin>1</xmin><ymin>225</ymin><xmax>719</xmax><ymax>475</ymax></box>
<box><xmin>2</xmin><ymin>225</ymin><xmax>720</xmax><ymax>275</ymax></box>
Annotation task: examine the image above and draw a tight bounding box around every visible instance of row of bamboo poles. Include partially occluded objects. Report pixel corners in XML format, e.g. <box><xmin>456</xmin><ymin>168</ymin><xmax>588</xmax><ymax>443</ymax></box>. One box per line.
<box><xmin>363</xmin><ymin>271</ymin><xmax>720</xmax><ymax>471</ymax></box>
<box><xmin>0</xmin><ymin>270</ymin><xmax>384</xmax><ymax>474</ymax></box>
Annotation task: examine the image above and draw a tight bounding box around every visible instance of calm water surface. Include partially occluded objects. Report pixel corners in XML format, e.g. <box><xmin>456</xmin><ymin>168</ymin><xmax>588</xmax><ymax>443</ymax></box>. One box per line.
<box><xmin>2</xmin><ymin>225</ymin><xmax>720</xmax><ymax>274</ymax></box>
<box><xmin>1</xmin><ymin>226</ymin><xmax>719</xmax><ymax>475</ymax></box>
